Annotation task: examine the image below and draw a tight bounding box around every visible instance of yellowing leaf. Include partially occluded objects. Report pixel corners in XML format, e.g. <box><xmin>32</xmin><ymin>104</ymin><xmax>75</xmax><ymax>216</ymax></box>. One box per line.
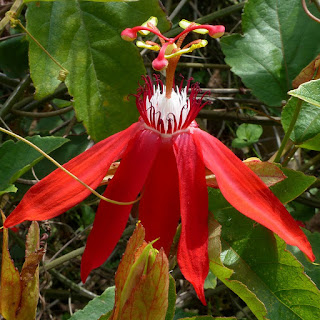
<box><xmin>0</xmin><ymin>214</ymin><xmax>43</xmax><ymax>320</ymax></box>
<box><xmin>293</xmin><ymin>54</ymin><xmax>320</xmax><ymax>88</ymax></box>
<box><xmin>0</xmin><ymin>212</ymin><xmax>21</xmax><ymax>320</ymax></box>
<box><xmin>206</xmin><ymin>159</ymin><xmax>286</xmax><ymax>188</ymax></box>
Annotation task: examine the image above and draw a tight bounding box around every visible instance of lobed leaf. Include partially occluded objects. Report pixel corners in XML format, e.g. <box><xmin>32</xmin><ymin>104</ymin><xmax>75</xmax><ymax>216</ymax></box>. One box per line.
<box><xmin>221</xmin><ymin>0</ymin><xmax>320</xmax><ymax>106</ymax></box>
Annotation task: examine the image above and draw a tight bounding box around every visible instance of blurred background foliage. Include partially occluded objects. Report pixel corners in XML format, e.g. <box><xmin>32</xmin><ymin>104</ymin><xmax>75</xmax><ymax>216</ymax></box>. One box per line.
<box><xmin>1</xmin><ymin>0</ymin><xmax>320</xmax><ymax>319</ymax></box>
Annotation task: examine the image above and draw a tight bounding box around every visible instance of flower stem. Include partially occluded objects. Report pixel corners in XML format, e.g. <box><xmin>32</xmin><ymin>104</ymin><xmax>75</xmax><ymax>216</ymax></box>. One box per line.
<box><xmin>0</xmin><ymin>127</ymin><xmax>142</xmax><ymax>206</ymax></box>
<box><xmin>274</xmin><ymin>98</ymin><xmax>303</xmax><ymax>163</ymax></box>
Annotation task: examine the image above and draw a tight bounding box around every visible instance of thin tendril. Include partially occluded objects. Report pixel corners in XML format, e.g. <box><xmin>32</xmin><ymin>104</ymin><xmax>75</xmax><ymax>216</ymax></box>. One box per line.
<box><xmin>0</xmin><ymin>127</ymin><xmax>142</xmax><ymax>206</ymax></box>
<box><xmin>301</xmin><ymin>0</ymin><xmax>320</xmax><ymax>23</ymax></box>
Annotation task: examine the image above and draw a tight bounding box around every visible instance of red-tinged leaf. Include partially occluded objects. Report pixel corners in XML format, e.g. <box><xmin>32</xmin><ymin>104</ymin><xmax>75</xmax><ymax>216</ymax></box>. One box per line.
<box><xmin>110</xmin><ymin>224</ymin><xmax>146</xmax><ymax>320</ymax></box>
<box><xmin>293</xmin><ymin>54</ymin><xmax>320</xmax><ymax>88</ymax></box>
<box><xmin>121</xmin><ymin>249</ymin><xmax>169</xmax><ymax>320</ymax></box>
<box><xmin>0</xmin><ymin>212</ymin><xmax>22</xmax><ymax>319</ymax></box>
<box><xmin>16</xmin><ymin>222</ymin><xmax>44</xmax><ymax>320</ymax></box>
<box><xmin>206</xmin><ymin>159</ymin><xmax>286</xmax><ymax>188</ymax></box>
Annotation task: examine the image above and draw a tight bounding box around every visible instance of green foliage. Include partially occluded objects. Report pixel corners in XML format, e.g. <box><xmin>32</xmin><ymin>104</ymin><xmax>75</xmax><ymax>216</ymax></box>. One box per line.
<box><xmin>232</xmin><ymin>123</ymin><xmax>262</xmax><ymax>148</ymax></box>
<box><xmin>221</xmin><ymin>0</ymin><xmax>320</xmax><ymax>106</ymax></box>
<box><xmin>270</xmin><ymin>166</ymin><xmax>316</xmax><ymax>204</ymax></box>
<box><xmin>208</xmin><ymin>189</ymin><xmax>320</xmax><ymax>320</ymax></box>
<box><xmin>0</xmin><ymin>135</ymin><xmax>67</xmax><ymax>195</ymax></box>
<box><xmin>288</xmin><ymin>230</ymin><xmax>320</xmax><ymax>289</ymax></box>
<box><xmin>69</xmin><ymin>287</ymin><xmax>115</xmax><ymax>320</ymax></box>
<box><xmin>0</xmin><ymin>35</ymin><xmax>28</xmax><ymax>78</ymax></box>
<box><xmin>281</xmin><ymin>97</ymin><xmax>320</xmax><ymax>144</ymax></box>
<box><xmin>289</xmin><ymin>79</ymin><xmax>320</xmax><ymax>108</ymax></box>
<box><xmin>165</xmin><ymin>275</ymin><xmax>177</xmax><ymax>320</ymax></box>
<box><xmin>26</xmin><ymin>0</ymin><xmax>170</xmax><ymax>141</ymax></box>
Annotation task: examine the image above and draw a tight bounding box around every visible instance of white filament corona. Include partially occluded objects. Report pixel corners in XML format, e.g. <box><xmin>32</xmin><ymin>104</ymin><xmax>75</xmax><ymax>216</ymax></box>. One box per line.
<box><xmin>146</xmin><ymin>85</ymin><xmax>190</xmax><ymax>134</ymax></box>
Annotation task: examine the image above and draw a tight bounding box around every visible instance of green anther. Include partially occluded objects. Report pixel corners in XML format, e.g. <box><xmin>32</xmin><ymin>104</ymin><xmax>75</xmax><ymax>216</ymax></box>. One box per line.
<box><xmin>139</xmin><ymin>16</ymin><xmax>158</xmax><ymax>36</ymax></box>
<box><xmin>179</xmin><ymin>19</ymin><xmax>209</xmax><ymax>34</ymax></box>
<box><xmin>136</xmin><ymin>40</ymin><xmax>160</xmax><ymax>51</ymax></box>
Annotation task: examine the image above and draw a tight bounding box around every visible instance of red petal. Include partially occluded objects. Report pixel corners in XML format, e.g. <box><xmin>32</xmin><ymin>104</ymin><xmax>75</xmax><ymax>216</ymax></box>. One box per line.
<box><xmin>81</xmin><ymin>129</ymin><xmax>161</xmax><ymax>281</ymax></box>
<box><xmin>4</xmin><ymin>123</ymin><xmax>143</xmax><ymax>228</ymax></box>
<box><xmin>139</xmin><ymin>139</ymin><xmax>180</xmax><ymax>254</ymax></box>
<box><xmin>173</xmin><ymin>132</ymin><xmax>209</xmax><ymax>305</ymax></box>
<box><xmin>193</xmin><ymin>128</ymin><xmax>315</xmax><ymax>262</ymax></box>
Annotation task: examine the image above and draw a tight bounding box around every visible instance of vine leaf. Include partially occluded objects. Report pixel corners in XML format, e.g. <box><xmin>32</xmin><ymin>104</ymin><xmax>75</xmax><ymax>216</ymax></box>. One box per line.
<box><xmin>221</xmin><ymin>0</ymin><xmax>320</xmax><ymax>106</ymax></box>
<box><xmin>208</xmin><ymin>189</ymin><xmax>320</xmax><ymax>320</ymax></box>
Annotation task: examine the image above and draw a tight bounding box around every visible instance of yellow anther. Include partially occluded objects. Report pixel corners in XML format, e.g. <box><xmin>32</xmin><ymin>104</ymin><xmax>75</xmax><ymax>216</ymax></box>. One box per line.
<box><xmin>136</xmin><ymin>40</ymin><xmax>160</xmax><ymax>51</ymax></box>
<box><xmin>139</xmin><ymin>16</ymin><xmax>158</xmax><ymax>35</ymax></box>
<box><xmin>179</xmin><ymin>19</ymin><xmax>208</xmax><ymax>34</ymax></box>
<box><xmin>165</xmin><ymin>40</ymin><xmax>208</xmax><ymax>59</ymax></box>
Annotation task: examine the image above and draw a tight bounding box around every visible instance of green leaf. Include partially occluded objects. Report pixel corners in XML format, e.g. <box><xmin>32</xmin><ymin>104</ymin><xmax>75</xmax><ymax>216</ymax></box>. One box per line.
<box><xmin>221</xmin><ymin>0</ymin><xmax>320</xmax><ymax>106</ymax></box>
<box><xmin>27</xmin><ymin>0</ymin><xmax>170</xmax><ymax>141</ymax></box>
<box><xmin>204</xmin><ymin>270</ymin><xmax>217</xmax><ymax>290</ymax></box>
<box><xmin>165</xmin><ymin>275</ymin><xmax>176</xmax><ymax>320</ymax></box>
<box><xmin>0</xmin><ymin>35</ymin><xmax>28</xmax><ymax>78</ymax></box>
<box><xmin>270</xmin><ymin>166</ymin><xmax>316</xmax><ymax>204</ymax></box>
<box><xmin>69</xmin><ymin>287</ymin><xmax>115</xmax><ymax>320</ymax></box>
<box><xmin>289</xmin><ymin>79</ymin><xmax>320</xmax><ymax>107</ymax></box>
<box><xmin>300</xmin><ymin>133</ymin><xmax>320</xmax><ymax>151</ymax></box>
<box><xmin>281</xmin><ymin>97</ymin><xmax>320</xmax><ymax>144</ymax></box>
<box><xmin>232</xmin><ymin>123</ymin><xmax>262</xmax><ymax>148</ymax></box>
<box><xmin>209</xmin><ymin>190</ymin><xmax>320</xmax><ymax>320</ymax></box>
<box><xmin>208</xmin><ymin>212</ymin><xmax>267</xmax><ymax>320</ymax></box>
<box><xmin>287</xmin><ymin>230</ymin><xmax>320</xmax><ymax>289</ymax></box>
<box><xmin>0</xmin><ymin>135</ymin><xmax>68</xmax><ymax>195</ymax></box>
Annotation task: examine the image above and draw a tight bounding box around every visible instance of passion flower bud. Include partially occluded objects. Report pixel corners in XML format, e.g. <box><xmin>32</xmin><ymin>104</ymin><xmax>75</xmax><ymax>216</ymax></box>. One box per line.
<box><xmin>108</xmin><ymin>224</ymin><xmax>169</xmax><ymax>320</ymax></box>
<box><xmin>121</xmin><ymin>28</ymin><xmax>137</xmax><ymax>41</ymax></box>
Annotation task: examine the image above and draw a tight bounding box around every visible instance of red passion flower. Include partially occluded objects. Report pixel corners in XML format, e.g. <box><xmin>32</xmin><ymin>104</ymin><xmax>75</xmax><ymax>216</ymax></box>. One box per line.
<box><xmin>4</xmin><ymin>18</ymin><xmax>315</xmax><ymax>305</ymax></box>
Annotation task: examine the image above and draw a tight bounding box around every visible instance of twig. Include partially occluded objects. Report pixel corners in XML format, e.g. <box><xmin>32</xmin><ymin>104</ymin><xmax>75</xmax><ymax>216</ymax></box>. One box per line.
<box><xmin>197</xmin><ymin>109</ymin><xmax>281</xmax><ymax>126</ymax></box>
<box><xmin>49</xmin><ymin>269</ymin><xmax>97</xmax><ymax>300</ymax></box>
<box><xmin>169</xmin><ymin>0</ymin><xmax>190</xmax><ymax>20</ymax></box>
<box><xmin>164</xmin><ymin>2</ymin><xmax>245</xmax><ymax>37</ymax></box>
<box><xmin>274</xmin><ymin>99</ymin><xmax>303</xmax><ymax>163</ymax></box>
<box><xmin>0</xmin><ymin>74</ymin><xmax>31</xmax><ymax>117</ymax></box>
<box><xmin>0</xmin><ymin>0</ymin><xmax>24</xmax><ymax>36</ymax></box>
<box><xmin>299</xmin><ymin>153</ymin><xmax>320</xmax><ymax>172</ymax></box>
<box><xmin>11</xmin><ymin>105</ymin><xmax>74</xmax><ymax>118</ymax></box>
<box><xmin>42</xmin><ymin>247</ymin><xmax>85</xmax><ymax>272</ymax></box>
<box><xmin>0</xmin><ymin>72</ymin><xmax>20</xmax><ymax>87</ymax></box>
